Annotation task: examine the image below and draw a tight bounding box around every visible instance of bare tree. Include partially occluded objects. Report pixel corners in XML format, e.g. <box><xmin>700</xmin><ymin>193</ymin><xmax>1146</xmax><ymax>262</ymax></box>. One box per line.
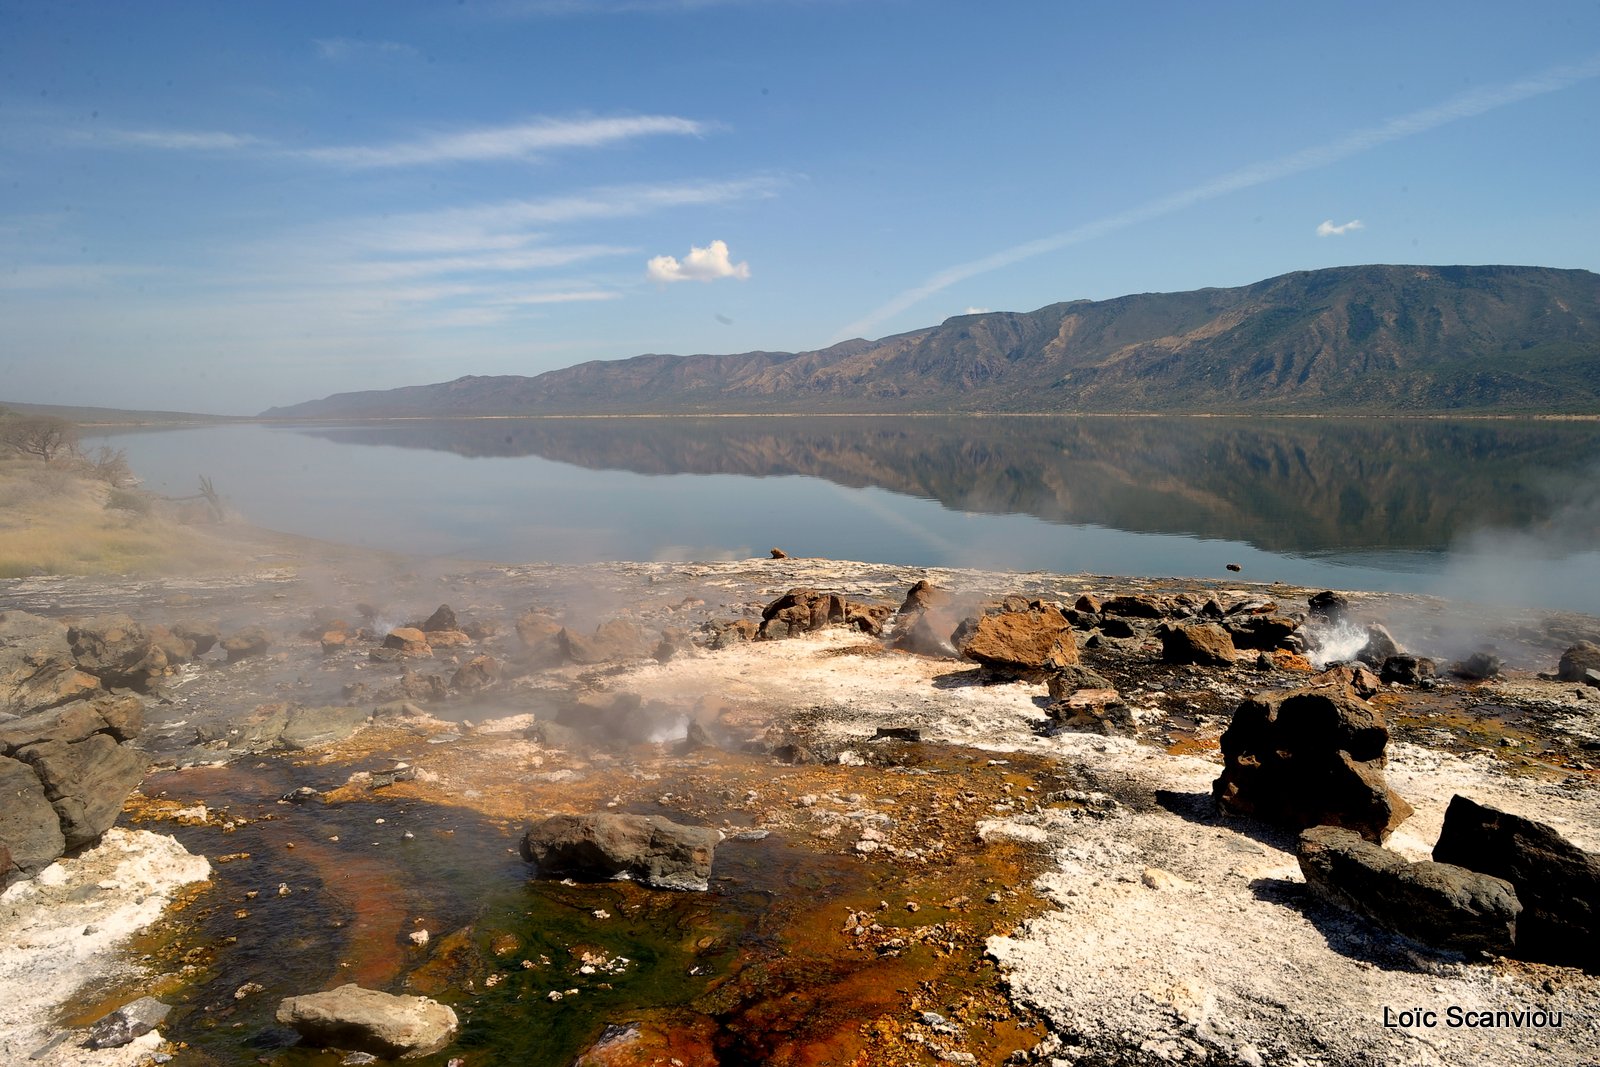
<box><xmin>0</xmin><ymin>415</ymin><xmax>79</xmax><ymax>461</ymax></box>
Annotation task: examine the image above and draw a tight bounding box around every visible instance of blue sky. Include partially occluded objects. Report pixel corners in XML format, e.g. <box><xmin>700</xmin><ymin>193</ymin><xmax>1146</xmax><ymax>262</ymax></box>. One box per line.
<box><xmin>2</xmin><ymin>1</ymin><xmax>1598</xmax><ymax>414</ymax></box>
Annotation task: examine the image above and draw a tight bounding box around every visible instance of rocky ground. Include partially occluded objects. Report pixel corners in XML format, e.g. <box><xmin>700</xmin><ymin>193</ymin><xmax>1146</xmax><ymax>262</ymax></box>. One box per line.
<box><xmin>3</xmin><ymin>540</ymin><xmax>1600</xmax><ymax>1066</ymax></box>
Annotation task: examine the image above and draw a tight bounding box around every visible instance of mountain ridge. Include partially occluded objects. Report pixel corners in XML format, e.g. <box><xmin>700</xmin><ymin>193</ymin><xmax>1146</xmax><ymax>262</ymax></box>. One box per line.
<box><xmin>262</xmin><ymin>265</ymin><xmax>1600</xmax><ymax>418</ymax></box>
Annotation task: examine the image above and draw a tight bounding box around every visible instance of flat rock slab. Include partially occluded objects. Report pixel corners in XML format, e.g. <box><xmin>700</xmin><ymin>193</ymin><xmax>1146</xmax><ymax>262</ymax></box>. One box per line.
<box><xmin>522</xmin><ymin>813</ymin><xmax>719</xmax><ymax>891</ymax></box>
<box><xmin>276</xmin><ymin>984</ymin><xmax>457</xmax><ymax>1060</ymax></box>
<box><xmin>87</xmin><ymin>996</ymin><xmax>171</xmax><ymax>1049</ymax></box>
<box><xmin>1299</xmin><ymin>826</ymin><xmax>1519</xmax><ymax>956</ymax></box>
<box><xmin>955</xmin><ymin>609</ymin><xmax>1079</xmax><ymax>672</ymax></box>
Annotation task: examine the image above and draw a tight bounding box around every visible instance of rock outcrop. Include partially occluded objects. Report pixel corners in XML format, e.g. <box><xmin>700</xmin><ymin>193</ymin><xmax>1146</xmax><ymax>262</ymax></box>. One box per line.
<box><xmin>1298</xmin><ymin>825</ymin><xmax>1520</xmax><ymax>956</ymax></box>
<box><xmin>558</xmin><ymin>619</ymin><xmax>655</xmax><ymax>663</ymax></box>
<box><xmin>1432</xmin><ymin>795</ymin><xmax>1600</xmax><ymax>968</ymax></box>
<box><xmin>759</xmin><ymin>588</ymin><xmax>891</xmax><ymax>640</ymax></box>
<box><xmin>276</xmin><ymin>984</ymin><xmax>458</xmax><ymax>1060</ymax></box>
<box><xmin>0</xmin><ymin>611</ymin><xmax>102</xmax><ymax>714</ymax></box>
<box><xmin>886</xmin><ymin>580</ymin><xmax>963</xmax><ymax>657</ymax></box>
<box><xmin>1556</xmin><ymin>641</ymin><xmax>1600</xmax><ymax>683</ymax></box>
<box><xmin>66</xmin><ymin>614</ymin><xmax>169</xmax><ymax>689</ymax></box>
<box><xmin>1213</xmin><ymin>681</ymin><xmax>1412</xmax><ymax>842</ymax></box>
<box><xmin>521</xmin><ymin>813</ymin><xmax>720</xmax><ymax>891</ymax></box>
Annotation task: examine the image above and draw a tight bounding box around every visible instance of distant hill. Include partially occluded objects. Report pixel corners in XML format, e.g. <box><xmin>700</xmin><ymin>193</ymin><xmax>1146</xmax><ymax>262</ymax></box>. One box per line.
<box><xmin>262</xmin><ymin>265</ymin><xmax>1600</xmax><ymax>418</ymax></box>
<box><xmin>0</xmin><ymin>400</ymin><xmax>232</xmax><ymax>425</ymax></box>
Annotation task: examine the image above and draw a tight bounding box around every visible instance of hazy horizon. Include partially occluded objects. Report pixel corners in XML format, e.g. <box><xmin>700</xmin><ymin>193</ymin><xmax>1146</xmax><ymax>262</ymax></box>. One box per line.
<box><xmin>3</xmin><ymin>2</ymin><xmax>1598</xmax><ymax>415</ymax></box>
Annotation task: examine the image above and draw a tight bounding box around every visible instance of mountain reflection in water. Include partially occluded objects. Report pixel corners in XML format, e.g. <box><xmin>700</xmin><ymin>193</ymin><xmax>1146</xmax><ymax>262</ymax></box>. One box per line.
<box><xmin>297</xmin><ymin>415</ymin><xmax>1598</xmax><ymax>555</ymax></box>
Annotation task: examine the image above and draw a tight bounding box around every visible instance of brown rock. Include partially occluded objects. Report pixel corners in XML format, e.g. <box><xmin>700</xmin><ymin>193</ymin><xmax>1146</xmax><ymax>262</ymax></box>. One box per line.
<box><xmin>708</xmin><ymin>618</ymin><xmax>760</xmax><ymax>649</ymax></box>
<box><xmin>954</xmin><ymin>610</ymin><xmax>1079</xmax><ymax>673</ymax></box>
<box><xmin>558</xmin><ymin>619</ymin><xmax>654</xmax><ymax>664</ymax></box>
<box><xmin>383</xmin><ymin>627</ymin><xmax>430</xmax><ymax>655</ymax></box>
<box><xmin>276</xmin><ymin>984</ymin><xmax>457</xmax><ymax>1060</ymax></box>
<box><xmin>1158</xmin><ymin>622</ymin><xmax>1237</xmax><ymax>666</ymax></box>
<box><xmin>769</xmin><ymin>547</ymin><xmax>789</xmax><ymax>559</ymax></box>
<box><xmin>221</xmin><ymin>626</ymin><xmax>272</xmax><ymax>662</ymax></box>
<box><xmin>521</xmin><ymin>813</ymin><xmax>719</xmax><ymax>891</ymax></box>
<box><xmin>1557</xmin><ymin>641</ymin><xmax>1600</xmax><ymax>683</ymax></box>
<box><xmin>419</xmin><ymin>605</ymin><xmax>458</xmax><ymax>633</ymax></box>
<box><xmin>0</xmin><ymin>754</ymin><xmax>66</xmax><ymax>887</ymax></box>
<box><xmin>425</xmin><ymin>630</ymin><xmax>472</xmax><ymax>649</ymax></box>
<box><xmin>1101</xmin><ymin>594</ymin><xmax>1166</xmax><ymax>618</ymax></box>
<box><xmin>759</xmin><ymin>588</ymin><xmax>849</xmax><ymax>639</ymax></box>
<box><xmin>169</xmin><ymin>620</ymin><xmax>219</xmax><ymax>658</ymax></box>
<box><xmin>1213</xmin><ymin>681</ymin><xmax>1412</xmax><ymax>842</ymax></box>
<box><xmin>66</xmin><ymin>613</ymin><xmax>167</xmax><ymax>687</ymax></box>
<box><xmin>515</xmin><ymin>611</ymin><xmax>562</xmax><ymax>650</ymax></box>
<box><xmin>1313</xmin><ymin>663</ymin><xmax>1382</xmax><ymax>699</ymax></box>
<box><xmin>451</xmin><ymin>655</ymin><xmax>501</xmax><ymax>692</ymax></box>
<box><xmin>0</xmin><ymin>611</ymin><xmax>103</xmax><ymax>716</ymax></box>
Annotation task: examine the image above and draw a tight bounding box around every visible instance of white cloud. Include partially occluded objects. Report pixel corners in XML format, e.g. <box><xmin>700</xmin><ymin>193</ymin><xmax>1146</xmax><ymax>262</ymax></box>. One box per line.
<box><xmin>100</xmin><ymin>128</ymin><xmax>266</xmax><ymax>151</ymax></box>
<box><xmin>314</xmin><ymin>38</ymin><xmax>418</xmax><ymax>61</ymax></box>
<box><xmin>1316</xmin><ymin>218</ymin><xmax>1365</xmax><ymax>237</ymax></box>
<box><xmin>963</xmin><ymin>306</ymin><xmax>990</xmax><ymax>315</ymax></box>
<box><xmin>300</xmin><ymin>115</ymin><xmax>707</xmax><ymax>168</ymax></box>
<box><xmin>646</xmin><ymin>239</ymin><xmax>750</xmax><ymax>283</ymax></box>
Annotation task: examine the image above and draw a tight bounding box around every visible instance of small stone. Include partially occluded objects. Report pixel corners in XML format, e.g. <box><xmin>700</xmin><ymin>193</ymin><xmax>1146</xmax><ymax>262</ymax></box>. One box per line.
<box><xmin>87</xmin><ymin>996</ymin><xmax>171</xmax><ymax>1049</ymax></box>
<box><xmin>409</xmin><ymin>929</ymin><xmax>430</xmax><ymax>945</ymax></box>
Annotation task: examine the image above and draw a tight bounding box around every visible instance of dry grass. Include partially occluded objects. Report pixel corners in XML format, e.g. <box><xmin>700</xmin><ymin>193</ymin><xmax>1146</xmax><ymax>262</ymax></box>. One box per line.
<box><xmin>0</xmin><ymin>457</ymin><xmax>241</xmax><ymax>577</ymax></box>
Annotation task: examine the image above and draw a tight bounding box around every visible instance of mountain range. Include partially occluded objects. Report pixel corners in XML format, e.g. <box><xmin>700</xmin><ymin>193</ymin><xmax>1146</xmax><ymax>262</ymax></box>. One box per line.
<box><xmin>262</xmin><ymin>264</ymin><xmax>1600</xmax><ymax>418</ymax></box>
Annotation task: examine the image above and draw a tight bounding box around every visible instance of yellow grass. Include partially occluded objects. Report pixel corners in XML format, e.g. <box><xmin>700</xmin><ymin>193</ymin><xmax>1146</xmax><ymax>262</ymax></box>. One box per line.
<box><xmin>0</xmin><ymin>457</ymin><xmax>239</xmax><ymax>577</ymax></box>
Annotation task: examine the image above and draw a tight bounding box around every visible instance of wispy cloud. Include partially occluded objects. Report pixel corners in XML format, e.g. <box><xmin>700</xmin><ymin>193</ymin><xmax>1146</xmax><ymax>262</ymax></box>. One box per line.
<box><xmin>646</xmin><ymin>239</ymin><xmax>750</xmax><ymax>283</ymax></box>
<box><xmin>313</xmin><ymin>37</ymin><xmax>419</xmax><ymax>61</ymax></box>
<box><xmin>963</xmin><ymin>306</ymin><xmax>990</xmax><ymax>315</ymax></box>
<box><xmin>99</xmin><ymin>128</ymin><xmax>266</xmax><ymax>151</ymax></box>
<box><xmin>837</xmin><ymin>51</ymin><xmax>1600</xmax><ymax>340</ymax></box>
<box><xmin>299</xmin><ymin>115</ymin><xmax>707</xmax><ymax>168</ymax></box>
<box><xmin>1316</xmin><ymin>218</ymin><xmax>1364</xmax><ymax>237</ymax></box>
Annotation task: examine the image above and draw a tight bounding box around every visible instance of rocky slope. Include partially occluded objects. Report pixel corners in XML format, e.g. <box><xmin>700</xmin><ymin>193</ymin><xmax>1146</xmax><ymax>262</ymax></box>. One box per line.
<box><xmin>264</xmin><ymin>265</ymin><xmax>1600</xmax><ymax>417</ymax></box>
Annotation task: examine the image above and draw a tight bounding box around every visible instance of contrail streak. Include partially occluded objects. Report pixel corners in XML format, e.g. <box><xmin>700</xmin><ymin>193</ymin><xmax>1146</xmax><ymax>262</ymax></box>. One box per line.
<box><xmin>835</xmin><ymin>53</ymin><xmax>1600</xmax><ymax>342</ymax></box>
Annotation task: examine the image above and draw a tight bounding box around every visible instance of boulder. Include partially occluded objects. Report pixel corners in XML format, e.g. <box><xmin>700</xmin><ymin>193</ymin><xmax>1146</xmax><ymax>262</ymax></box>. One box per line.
<box><xmin>1451</xmin><ymin>652</ymin><xmax>1502</xmax><ymax>680</ymax></box>
<box><xmin>1380</xmin><ymin>654</ymin><xmax>1436</xmax><ymax>687</ymax></box>
<box><xmin>1158</xmin><ymin>622</ymin><xmax>1237</xmax><ymax>666</ymax></box>
<box><xmin>1355</xmin><ymin>624</ymin><xmax>1401</xmax><ymax>668</ymax></box>
<box><xmin>1073</xmin><ymin>593</ymin><xmax>1102</xmax><ymax>614</ymax></box>
<box><xmin>143</xmin><ymin>624</ymin><xmax>195</xmax><ymax>667</ymax></box>
<box><xmin>0</xmin><ymin>754</ymin><xmax>65</xmax><ymax>887</ymax></box>
<box><xmin>278</xmin><ymin>706</ymin><xmax>370</xmax><ymax>750</ymax></box>
<box><xmin>451</xmin><ymin>655</ymin><xmax>501</xmax><ymax>692</ymax></box>
<box><xmin>769</xmin><ymin>547</ymin><xmax>789</xmax><ymax>559</ymax></box>
<box><xmin>419</xmin><ymin>604</ymin><xmax>458</xmax><ymax>633</ymax></box>
<box><xmin>1097</xmin><ymin>617</ymin><xmax>1140</xmax><ymax>639</ymax></box>
<box><xmin>1298</xmin><ymin>826</ymin><xmax>1519</xmax><ymax>956</ymax></box>
<box><xmin>558</xmin><ymin>619</ymin><xmax>654</xmax><ymax>664</ymax></box>
<box><xmin>0</xmin><ymin>612</ymin><xmax>103</xmax><ymax>716</ymax></box>
<box><xmin>425</xmin><ymin>630</ymin><xmax>472</xmax><ymax>649</ymax></box>
<box><xmin>170</xmin><ymin>620</ymin><xmax>219</xmax><ymax>658</ymax></box>
<box><xmin>1432</xmin><ymin>795</ymin><xmax>1600</xmax><ymax>968</ymax></box>
<box><xmin>383</xmin><ymin>627</ymin><xmax>431</xmax><ymax>655</ymax></box>
<box><xmin>221</xmin><ymin>626</ymin><xmax>272</xmax><ymax>662</ymax></box>
<box><xmin>1049</xmin><ymin>688</ymin><xmax>1133</xmax><ymax>733</ymax></box>
<box><xmin>1224</xmin><ymin>614</ymin><xmax>1301</xmax><ymax>651</ymax></box>
<box><xmin>15</xmin><ymin>732</ymin><xmax>148</xmax><ymax>849</ymax></box>
<box><xmin>521</xmin><ymin>813</ymin><xmax>719</xmax><ymax>891</ymax></box>
<box><xmin>954</xmin><ymin>610</ymin><xmax>1079</xmax><ymax>673</ymax></box>
<box><xmin>276</xmin><ymin>984</ymin><xmax>458</xmax><ymax>1060</ymax></box>
<box><xmin>1101</xmin><ymin>594</ymin><xmax>1166</xmax><ymax>618</ymax></box>
<box><xmin>1212</xmin><ymin>681</ymin><xmax>1412</xmax><ymax>842</ymax></box>
<box><xmin>1307</xmin><ymin>591</ymin><xmax>1350</xmax><ymax>625</ymax></box>
<box><xmin>515</xmin><ymin>611</ymin><xmax>562</xmax><ymax>651</ymax></box>
<box><xmin>87</xmin><ymin>996</ymin><xmax>172</xmax><ymax>1050</ymax></box>
<box><xmin>758</xmin><ymin>588</ymin><xmax>849</xmax><ymax>639</ymax></box>
<box><xmin>707</xmin><ymin>618</ymin><xmax>759</xmax><ymax>649</ymax></box>
<box><xmin>66</xmin><ymin>614</ymin><xmax>167</xmax><ymax>687</ymax></box>
<box><xmin>1557</xmin><ymin>641</ymin><xmax>1600</xmax><ymax>683</ymax></box>
<box><xmin>1312</xmin><ymin>664</ymin><xmax>1381</xmax><ymax>699</ymax></box>
<box><xmin>888</xmin><ymin>582</ymin><xmax>963</xmax><ymax>657</ymax></box>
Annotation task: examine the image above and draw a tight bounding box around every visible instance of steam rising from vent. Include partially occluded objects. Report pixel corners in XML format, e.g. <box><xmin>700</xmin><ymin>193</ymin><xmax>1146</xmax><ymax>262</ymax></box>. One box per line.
<box><xmin>1303</xmin><ymin>620</ymin><xmax>1371</xmax><ymax>669</ymax></box>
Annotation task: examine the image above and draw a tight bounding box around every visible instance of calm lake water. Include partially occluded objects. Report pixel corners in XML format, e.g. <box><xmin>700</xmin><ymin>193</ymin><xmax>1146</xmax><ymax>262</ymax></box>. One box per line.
<box><xmin>92</xmin><ymin>416</ymin><xmax>1600</xmax><ymax>612</ymax></box>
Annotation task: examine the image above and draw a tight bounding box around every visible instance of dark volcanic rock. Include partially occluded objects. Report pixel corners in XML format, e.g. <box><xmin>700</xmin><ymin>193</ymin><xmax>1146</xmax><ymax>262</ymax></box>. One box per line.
<box><xmin>451</xmin><ymin>655</ymin><xmax>501</xmax><ymax>692</ymax></box>
<box><xmin>419</xmin><ymin>604</ymin><xmax>458</xmax><ymax>633</ymax></box>
<box><xmin>521</xmin><ymin>813</ymin><xmax>719</xmax><ymax>891</ymax></box>
<box><xmin>1308</xmin><ymin>591</ymin><xmax>1350</xmax><ymax>625</ymax></box>
<box><xmin>0</xmin><ymin>693</ymin><xmax>142</xmax><ymax>752</ymax></box>
<box><xmin>1451</xmin><ymin>652</ymin><xmax>1502</xmax><ymax>680</ymax></box>
<box><xmin>1158</xmin><ymin>622</ymin><xmax>1237</xmax><ymax>666</ymax></box>
<box><xmin>1380</xmin><ymin>654</ymin><xmax>1436</xmax><ymax>687</ymax></box>
<box><xmin>1213</xmin><ymin>681</ymin><xmax>1413</xmax><ymax>842</ymax></box>
<box><xmin>1224</xmin><ymin>614</ymin><xmax>1301</xmax><ymax>651</ymax></box>
<box><xmin>558</xmin><ymin>619</ymin><xmax>654</xmax><ymax>663</ymax></box>
<box><xmin>1355</xmin><ymin>624</ymin><xmax>1401</xmax><ymax>668</ymax></box>
<box><xmin>170</xmin><ymin>620</ymin><xmax>219</xmax><ymax>658</ymax></box>
<box><xmin>1298</xmin><ymin>826</ymin><xmax>1519</xmax><ymax>956</ymax></box>
<box><xmin>1558</xmin><ymin>642</ymin><xmax>1600</xmax><ymax>683</ymax></box>
<box><xmin>276</xmin><ymin>984</ymin><xmax>458</xmax><ymax>1060</ymax></box>
<box><xmin>0</xmin><ymin>611</ymin><xmax>103</xmax><ymax>716</ymax></box>
<box><xmin>1313</xmin><ymin>664</ymin><xmax>1382</xmax><ymax>699</ymax></box>
<box><xmin>15</xmin><ymin>732</ymin><xmax>148</xmax><ymax>849</ymax></box>
<box><xmin>0</xmin><ymin>754</ymin><xmax>66</xmax><ymax>886</ymax></box>
<box><xmin>1100</xmin><ymin>594</ymin><xmax>1166</xmax><ymax>618</ymax></box>
<box><xmin>954</xmin><ymin>610</ymin><xmax>1079</xmax><ymax>673</ymax></box>
<box><xmin>1432</xmin><ymin>795</ymin><xmax>1600</xmax><ymax>968</ymax></box>
<box><xmin>1044</xmin><ymin>665</ymin><xmax>1116</xmax><ymax>701</ymax></box>
<box><xmin>707</xmin><ymin>618</ymin><xmax>759</xmax><ymax>649</ymax></box>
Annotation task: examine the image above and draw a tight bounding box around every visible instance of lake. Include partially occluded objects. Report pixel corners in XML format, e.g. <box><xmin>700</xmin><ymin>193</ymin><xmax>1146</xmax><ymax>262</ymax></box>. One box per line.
<box><xmin>90</xmin><ymin>416</ymin><xmax>1600</xmax><ymax>613</ymax></box>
